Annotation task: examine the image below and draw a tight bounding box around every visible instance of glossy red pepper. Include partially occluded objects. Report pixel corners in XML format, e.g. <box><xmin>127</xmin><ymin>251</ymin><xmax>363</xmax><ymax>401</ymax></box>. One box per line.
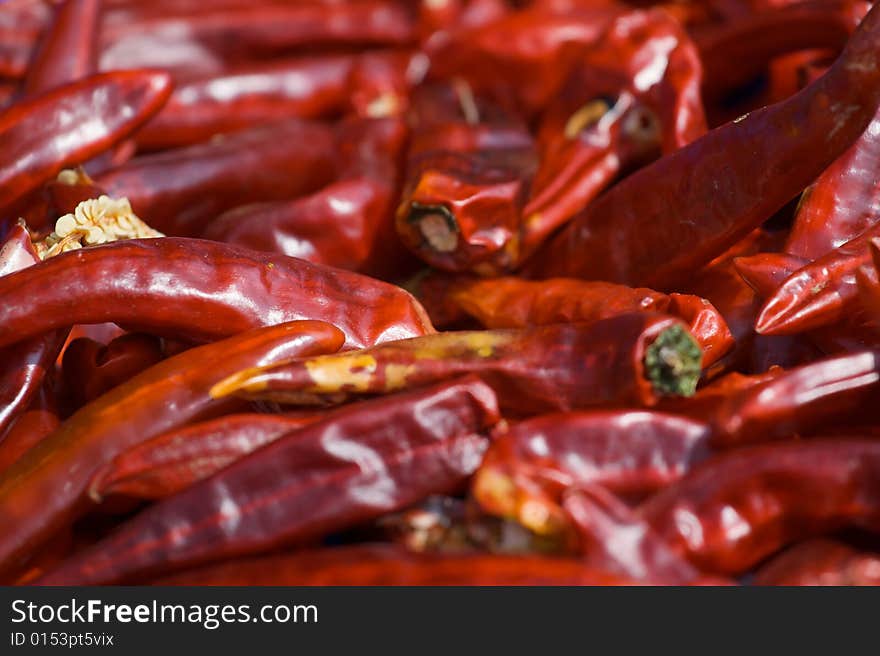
<box><xmin>0</xmin><ymin>238</ymin><xmax>434</xmax><ymax>350</ymax></box>
<box><xmin>472</xmin><ymin>410</ymin><xmax>712</xmax><ymax>536</ymax></box>
<box><xmin>211</xmin><ymin>313</ymin><xmax>704</xmax><ymax>416</ymax></box>
<box><xmin>135</xmin><ymin>56</ymin><xmax>357</xmax><ymax>151</ymax></box>
<box><xmin>446</xmin><ymin>277</ymin><xmax>733</xmax><ymax>367</ymax></box>
<box><xmin>0</xmin><ymin>70</ymin><xmax>171</xmax><ymax>222</ymax></box>
<box><xmin>525</xmin><ymin>3</ymin><xmax>880</xmax><ymax>289</ymax></box>
<box><xmin>60</xmin><ymin>333</ymin><xmax>165</xmax><ymax>410</ymax></box>
<box><xmin>96</xmin><ymin>120</ymin><xmax>338</xmax><ymax>237</ymax></box>
<box><xmin>89</xmin><ymin>412</ymin><xmax>325</xmax><ymax>501</ymax></box>
<box><xmin>154</xmin><ymin>544</ymin><xmax>634</xmax><ymax>586</ymax></box>
<box><xmin>21</xmin><ymin>0</ymin><xmax>100</xmax><ymax>97</ymax></box>
<box><xmin>754</xmin><ymin>539</ymin><xmax>880</xmax><ymax>585</ymax></box>
<box><xmin>38</xmin><ymin>376</ymin><xmax>499</xmax><ymax>584</ymax></box>
<box><xmin>640</xmin><ymin>439</ymin><xmax>880</xmax><ymax>575</ymax></box>
<box><xmin>0</xmin><ymin>320</ymin><xmax>344</xmax><ymax>578</ymax></box>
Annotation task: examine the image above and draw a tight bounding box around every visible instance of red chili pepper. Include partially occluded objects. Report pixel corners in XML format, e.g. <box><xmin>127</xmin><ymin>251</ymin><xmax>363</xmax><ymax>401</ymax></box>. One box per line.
<box><xmin>562</xmin><ymin>484</ymin><xmax>707</xmax><ymax>584</ymax></box>
<box><xmin>204</xmin><ymin>117</ymin><xmax>417</xmax><ymax>279</ymax></box>
<box><xmin>446</xmin><ymin>277</ymin><xmax>733</xmax><ymax>367</ymax></box>
<box><xmin>134</xmin><ymin>56</ymin><xmax>357</xmax><ymax>151</ymax></box>
<box><xmin>0</xmin><ymin>238</ymin><xmax>434</xmax><ymax>350</ymax></box>
<box><xmin>346</xmin><ymin>50</ymin><xmax>418</xmax><ymax>120</ymax></box>
<box><xmin>89</xmin><ymin>412</ymin><xmax>325</xmax><ymax>501</ymax></box>
<box><xmin>755</xmin><ymin>222</ymin><xmax>880</xmax><ymax>335</ymax></box>
<box><xmin>37</xmin><ymin>376</ymin><xmax>499</xmax><ymax>584</ymax></box>
<box><xmin>60</xmin><ymin>333</ymin><xmax>165</xmax><ymax>410</ymax></box>
<box><xmin>154</xmin><ymin>544</ymin><xmax>635</xmax><ymax>586</ymax></box>
<box><xmin>95</xmin><ymin>119</ymin><xmax>338</xmax><ymax>237</ymax></box>
<box><xmin>472</xmin><ymin>410</ymin><xmax>712</xmax><ymax>537</ymax></box>
<box><xmin>0</xmin><ymin>320</ymin><xmax>344</xmax><ymax>578</ymax></box>
<box><xmin>211</xmin><ymin>313</ymin><xmax>704</xmax><ymax>416</ymax></box>
<box><xmin>857</xmin><ymin>238</ymin><xmax>880</xmax><ymax>325</ymax></box>
<box><xmin>639</xmin><ymin>439</ymin><xmax>880</xmax><ymax>575</ymax></box>
<box><xmin>525</xmin><ymin>3</ymin><xmax>880</xmax><ymax>289</ymax></box>
<box><xmin>696</xmin><ymin>0</ymin><xmax>866</xmax><ymax>103</ymax></box>
<box><xmin>0</xmin><ymin>70</ymin><xmax>172</xmax><ymax>221</ymax></box>
<box><xmin>754</xmin><ymin>538</ymin><xmax>880</xmax><ymax>585</ymax></box>
<box><xmin>0</xmin><ymin>409</ymin><xmax>59</xmax><ymax>476</ymax></box>
<box><xmin>21</xmin><ymin>0</ymin><xmax>100</xmax><ymax>97</ymax></box>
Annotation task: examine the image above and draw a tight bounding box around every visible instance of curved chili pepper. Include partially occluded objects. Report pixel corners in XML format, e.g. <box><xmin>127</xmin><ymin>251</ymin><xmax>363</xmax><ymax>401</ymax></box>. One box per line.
<box><xmin>0</xmin><ymin>320</ymin><xmax>344</xmax><ymax>578</ymax></box>
<box><xmin>472</xmin><ymin>410</ymin><xmax>712</xmax><ymax>537</ymax></box>
<box><xmin>211</xmin><ymin>313</ymin><xmax>703</xmax><ymax>415</ymax></box>
<box><xmin>0</xmin><ymin>70</ymin><xmax>172</xmax><ymax>221</ymax></box>
<box><xmin>0</xmin><ymin>238</ymin><xmax>434</xmax><ymax>350</ymax></box>
<box><xmin>135</xmin><ymin>56</ymin><xmax>356</xmax><ymax>151</ymax></box>
<box><xmin>37</xmin><ymin>376</ymin><xmax>498</xmax><ymax>585</ymax></box>
<box><xmin>754</xmin><ymin>539</ymin><xmax>880</xmax><ymax>585</ymax></box>
<box><xmin>89</xmin><ymin>412</ymin><xmax>325</xmax><ymax>501</ymax></box>
<box><xmin>96</xmin><ymin>119</ymin><xmax>337</xmax><ymax>237</ymax></box>
<box><xmin>204</xmin><ymin>117</ymin><xmax>416</xmax><ymax>279</ymax></box>
<box><xmin>639</xmin><ymin>439</ymin><xmax>880</xmax><ymax>575</ymax></box>
<box><xmin>21</xmin><ymin>0</ymin><xmax>100</xmax><ymax>97</ymax></box>
<box><xmin>756</xmin><ymin>222</ymin><xmax>880</xmax><ymax>335</ymax></box>
<box><xmin>153</xmin><ymin>544</ymin><xmax>634</xmax><ymax>586</ymax></box>
<box><xmin>60</xmin><ymin>333</ymin><xmax>165</xmax><ymax>410</ymax></box>
<box><xmin>447</xmin><ymin>277</ymin><xmax>732</xmax><ymax>367</ymax></box>
<box><xmin>562</xmin><ymin>484</ymin><xmax>707</xmax><ymax>585</ymax></box>
<box><xmin>696</xmin><ymin>0</ymin><xmax>866</xmax><ymax>103</ymax></box>
<box><xmin>525</xmin><ymin>2</ymin><xmax>880</xmax><ymax>289</ymax></box>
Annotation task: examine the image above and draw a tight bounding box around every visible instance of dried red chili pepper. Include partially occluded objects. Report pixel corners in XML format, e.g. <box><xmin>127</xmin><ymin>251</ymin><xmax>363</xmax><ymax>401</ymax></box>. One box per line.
<box><xmin>38</xmin><ymin>376</ymin><xmax>499</xmax><ymax>584</ymax></box>
<box><xmin>60</xmin><ymin>333</ymin><xmax>165</xmax><ymax>410</ymax></box>
<box><xmin>21</xmin><ymin>0</ymin><xmax>100</xmax><ymax>97</ymax></box>
<box><xmin>857</xmin><ymin>238</ymin><xmax>880</xmax><ymax>325</ymax></box>
<box><xmin>89</xmin><ymin>412</ymin><xmax>325</xmax><ymax>501</ymax></box>
<box><xmin>154</xmin><ymin>544</ymin><xmax>634</xmax><ymax>586</ymax></box>
<box><xmin>639</xmin><ymin>439</ymin><xmax>880</xmax><ymax>575</ymax></box>
<box><xmin>0</xmin><ymin>408</ymin><xmax>59</xmax><ymax>476</ymax></box>
<box><xmin>562</xmin><ymin>484</ymin><xmax>707</xmax><ymax>584</ymax></box>
<box><xmin>447</xmin><ymin>277</ymin><xmax>732</xmax><ymax>367</ymax></box>
<box><xmin>0</xmin><ymin>238</ymin><xmax>434</xmax><ymax>350</ymax></box>
<box><xmin>0</xmin><ymin>320</ymin><xmax>344</xmax><ymax>578</ymax></box>
<box><xmin>526</xmin><ymin>2</ymin><xmax>880</xmax><ymax>289</ymax></box>
<box><xmin>346</xmin><ymin>50</ymin><xmax>418</xmax><ymax>120</ymax></box>
<box><xmin>211</xmin><ymin>313</ymin><xmax>703</xmax><ymax>416</ymax></box>
<box><xmin>135</xmin><ymin>56</ymin><xmax>357</xmax><ymax>151</ymax></box>
<box><xmin>204</xmin><ymin>117</ymin><xmax>416</xmax><ymax>279</ymax></box>
<box><xmin>96</xmin><ymin>120</ymin><xmax>337</xmax><ymax>237</ymax></box>
<box><xmin>754</xmin><ymin>539</ymin><xmax>880</xmax><ymax>585</ymax></box>
<box><xmin>472</xmin><ymin>410</ymin><xmax>712</xmax><ymax>537</ymax></box>
<box><xmin>696</xmin><ymin>0</ymin><xmax>866</xmax><ymax>103</ymax></box>
<box><xmin>0</xmin><ymin>70</ymin><xmax>171</xmax><ymax>221</ymax></box>
<box><xmin>755</xmin><ymin>222</ymin><xmax>880</xmax><ymax>335</ymax></box>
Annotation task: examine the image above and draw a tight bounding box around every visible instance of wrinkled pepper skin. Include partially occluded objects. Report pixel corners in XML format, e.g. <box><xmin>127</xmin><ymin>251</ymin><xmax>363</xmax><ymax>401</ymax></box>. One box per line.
<box><xmin>21</xmin><ymin>0</ymin><xmax>101</xmax><ymax>97</ymax></box>
<box><xmin>154</xmin><ymin>544</ymin><xmax>634</xmax><ymax>586</ymax></box>
<box><xmin>448</xmin><ymin>277</ymin><xmax>733</xmax><ymax>367</ymax></box>
<box><xmin>89</xmin><ymin>413</ymin><xmax>325</xmax><ymax>501</ymax></box>
<box><xmin>38</xmin><ymin>377</ymin><xmax>499</xmax><ymax>585</ymax></box>
<box><xmin>0</xmin><ymin>320</ymin><xmax>344</xmax><ymax>579</ymax></box>
<box><xmin>525</xmin><ymin>2</ymin><xmax>880</xmax><ymax>289</ymax></box>
<box><xmin>697</xmin><ymin>0</ymin><xmax>866</xmax><ymax>103</ymax></box>
<box><xmin>523</xmin><ymin>9</ymin><xmax>705</xmax><ymax>247</ymax></box>
<box><xmin>639</xmin><ymin>439</ymin><xmax>880</xmax><ymax>575</ymax></box>
<box><xmin>756</xmin><ymin>222</ymin><xmax>880</xmax><ymax>335</ymax></box>
<box><xmin>562</xmin><ymin>484</ymin><xmax>706</xmax><ymax>585</ymax></box>
<box><xmin>754</xmin><ymin>539</ymin><xmax>880</xmax><ymax>585</ymax></box>
<box><xmin>135</xmin><ymin>56</ymin><xmax>356</xmax><ymax>151</ymax></box>
<box><xmin>0</xmin><ymin>70</ymin><xmax>172</xmax><ymax>221</ymax></box>
<box><xmin>60</xmin><ymin>333</ymin><xmax>165</xmax><ymax>410</ymax></box>
<box><xmin>96</xmin><ymin>120</ymin><xmax>337</xmax><ymax>237</ymax></box>
<box><xmin>472</xmin><ymin>410</ymin><xmax>712</xmax><ymax>536</ymax></box>
<box><xmin>212</xmin><ymin>313</ymin><xmax>704</xmax><ymax>416</ymax></box>
<box><xmin>205</xmin><ymin>117</ymin><xmax>415</xmax><ymax>279</ymax></box>
<box><xmin>0</xmin><ymin>225</ymin><xmax>65</xmax><ymax>439</ymax></box>
<box><xmin>0</xmin><ymin>238</ymin><xmax>435</xmax><ymax>350</ymax></box>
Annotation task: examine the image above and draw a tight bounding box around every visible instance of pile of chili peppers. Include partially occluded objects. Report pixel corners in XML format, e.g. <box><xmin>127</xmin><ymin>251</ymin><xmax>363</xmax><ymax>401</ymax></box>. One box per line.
<box><xmin>3</xmin><ymin>0</ymin><xmax>880</xmax><ymax>587</ymax></box>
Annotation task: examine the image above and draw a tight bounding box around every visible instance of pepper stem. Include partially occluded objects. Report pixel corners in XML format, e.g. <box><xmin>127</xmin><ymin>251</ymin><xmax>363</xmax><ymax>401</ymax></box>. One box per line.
<box><xmin>408</xmin><ymin>203</ymin><xmax>459</xmax><ymax>253</ymax></box>
<box><xmin>643</xmin><ymin>325</ymin><xmax>702</xmax><ymax>397</ymax></box>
